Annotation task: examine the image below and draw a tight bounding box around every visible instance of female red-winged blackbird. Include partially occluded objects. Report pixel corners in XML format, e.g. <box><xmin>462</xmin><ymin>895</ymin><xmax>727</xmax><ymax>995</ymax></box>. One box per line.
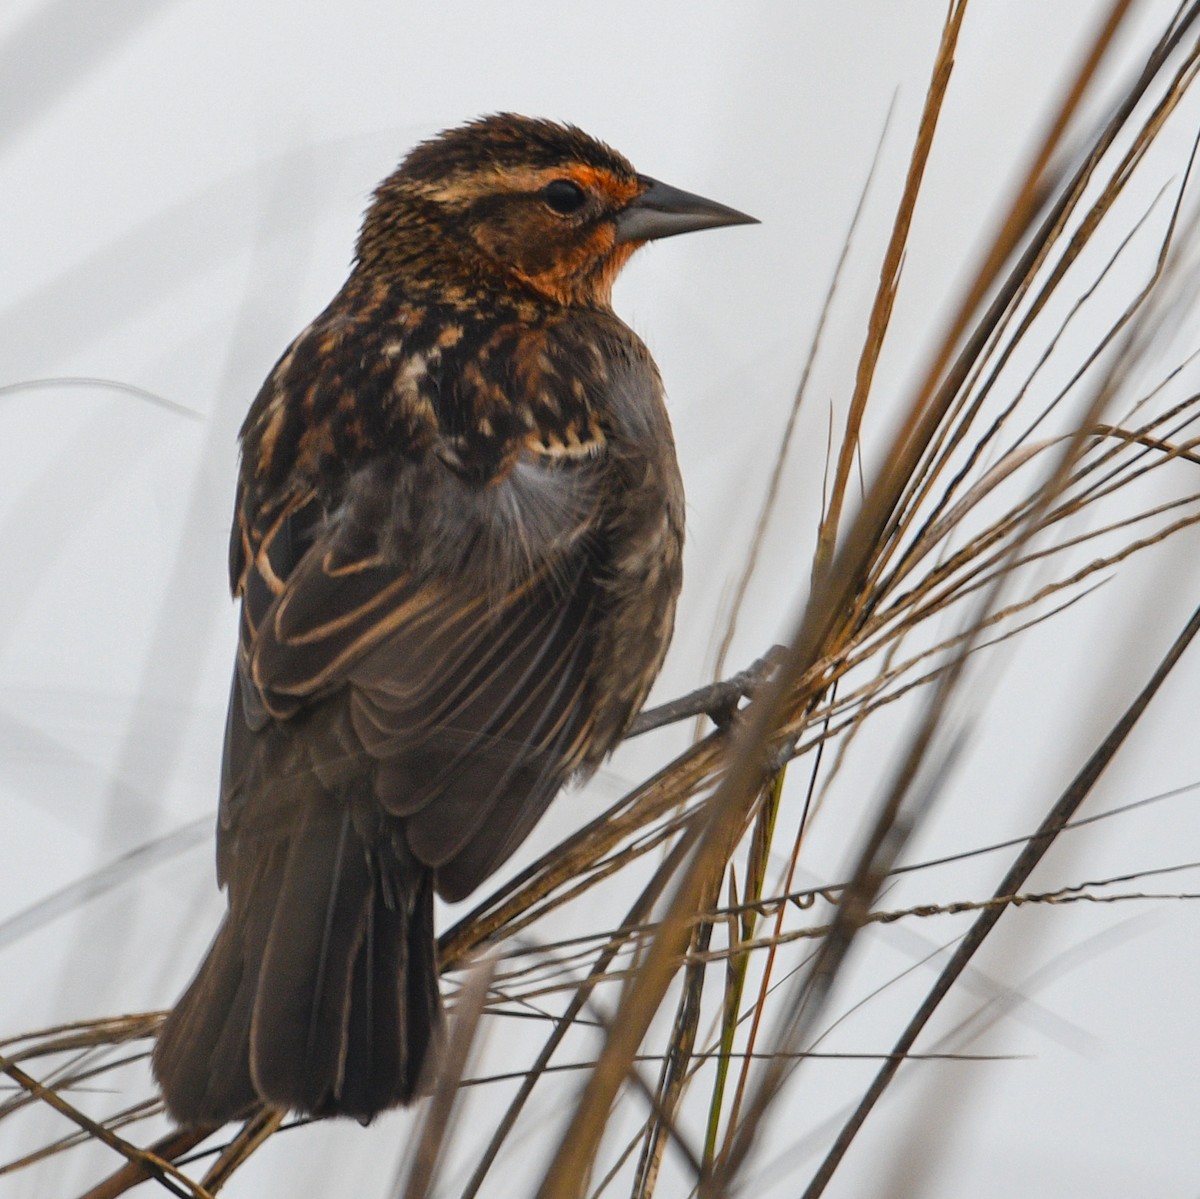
<box><xmin>152</xmin><ymin>113</ymin><xmax>756</xmax><ymax>1126</ymax></box>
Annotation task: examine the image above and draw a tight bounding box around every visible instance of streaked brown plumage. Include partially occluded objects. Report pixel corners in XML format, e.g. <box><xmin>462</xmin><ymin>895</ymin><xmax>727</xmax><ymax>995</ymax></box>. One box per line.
<box><xmin>152</xmin><ymin>113</ymin><xmax>756</xmax><ymax>1126</ymax></box>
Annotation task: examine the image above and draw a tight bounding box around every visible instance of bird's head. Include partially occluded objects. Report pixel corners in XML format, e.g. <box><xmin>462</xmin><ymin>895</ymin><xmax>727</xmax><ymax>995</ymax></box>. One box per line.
<box><xmin>357</xmin><ymin>113</ymin><xmax>757</xmax><ymax>308</ymax></box>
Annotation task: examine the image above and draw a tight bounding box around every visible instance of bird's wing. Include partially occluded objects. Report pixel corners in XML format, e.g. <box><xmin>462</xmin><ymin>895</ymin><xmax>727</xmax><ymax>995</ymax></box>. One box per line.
<box><xmin>220</xmin><ymin>451</ymin><xmax>606</xmax><ymax>902</ymax></box>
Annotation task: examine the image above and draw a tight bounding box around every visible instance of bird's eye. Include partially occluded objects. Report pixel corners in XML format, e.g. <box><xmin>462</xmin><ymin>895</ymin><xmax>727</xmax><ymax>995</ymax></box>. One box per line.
<box><xmin>542</xmin><ymin>179</ymin><xmax>588</xmax><ymax>215</ymax></box>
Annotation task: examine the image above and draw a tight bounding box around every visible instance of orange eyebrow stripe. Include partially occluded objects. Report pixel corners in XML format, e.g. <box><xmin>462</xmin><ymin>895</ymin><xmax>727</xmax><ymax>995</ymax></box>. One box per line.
<box><xmin>565</xmin><ymin>165</ymin><xmax>640</xmax><ymax>203</ymax></box>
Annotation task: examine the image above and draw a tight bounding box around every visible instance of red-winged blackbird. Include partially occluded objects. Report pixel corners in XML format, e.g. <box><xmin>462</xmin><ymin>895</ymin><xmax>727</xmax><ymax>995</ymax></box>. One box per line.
<box><xmin>152</xmin><ymin>113</ymin><xmax>756</xmax><ymax>1126</ymax></box>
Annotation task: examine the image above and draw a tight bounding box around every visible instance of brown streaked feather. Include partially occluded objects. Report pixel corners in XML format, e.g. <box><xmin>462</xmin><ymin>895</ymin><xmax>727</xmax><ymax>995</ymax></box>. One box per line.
<box><xmin>236</xmin><ymin>492</ymin><xmax>323</xmax><ymax>650</ymax></box>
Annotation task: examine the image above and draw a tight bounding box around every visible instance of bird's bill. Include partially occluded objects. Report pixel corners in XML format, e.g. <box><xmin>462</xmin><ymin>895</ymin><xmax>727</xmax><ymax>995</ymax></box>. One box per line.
<box><xmin>613</xmin><ymin>175</ymin><xmax>759</xmax><ymax>244</ymax></box>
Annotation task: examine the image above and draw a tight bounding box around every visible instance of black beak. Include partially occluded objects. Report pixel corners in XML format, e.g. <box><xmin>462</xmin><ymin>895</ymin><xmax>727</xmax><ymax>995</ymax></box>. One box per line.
<box><xmin>613</xmin><ymin>175</ymin><xmax>759</xmax><ymax>245</ymax></box>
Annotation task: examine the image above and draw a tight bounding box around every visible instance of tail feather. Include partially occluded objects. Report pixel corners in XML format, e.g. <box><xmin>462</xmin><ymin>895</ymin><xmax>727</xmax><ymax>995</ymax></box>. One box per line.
<box><xmin>334</xmin><ymin>896</ymin><xmax>405</xmax><ymax>1118</ymax></box>
<box><xmin>249</xmin><ymin>800</ymin><xmax>372</xmax><ymax>1112</ymax></box>
<box><xmin>153</xmin><ymin>920</ymin><xmax>257</xmax><ymax>1126</ymax></box>
<box><xmin>402</xmin><ymin>876</ymin><xmax>442</xmax><ymax>1090</ymax></box>
<box><xmin>153</xmin><ymin>794</ymin><xmax>442</xmax><ymax>1126</ymax></box>
<box><xmin>332</xmin><ymin>867</ymin><xmax>441</xmax><ymax>1118</ymax></box>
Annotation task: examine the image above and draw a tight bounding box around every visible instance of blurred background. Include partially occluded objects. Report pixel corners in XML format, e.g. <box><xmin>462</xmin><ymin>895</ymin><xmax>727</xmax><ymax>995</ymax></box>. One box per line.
<box><xmin>3</xmin><ymin>2</ymin><xmax>1200</xmax><ymax>1196</ymax></box>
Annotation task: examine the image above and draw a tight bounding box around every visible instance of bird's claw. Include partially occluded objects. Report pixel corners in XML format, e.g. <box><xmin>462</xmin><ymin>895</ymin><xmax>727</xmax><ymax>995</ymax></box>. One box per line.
<box><xmin>710</xmin><ymin>643</ymin><xmax>788</xmax><ymax>729</ymax></box>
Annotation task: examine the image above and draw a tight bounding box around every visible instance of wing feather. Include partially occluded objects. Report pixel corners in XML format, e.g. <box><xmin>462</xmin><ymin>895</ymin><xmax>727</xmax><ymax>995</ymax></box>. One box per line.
<box><xmin>225</xmin><ymin>450</ymin><xmax>604</xmax><ymax>897</ymax></box>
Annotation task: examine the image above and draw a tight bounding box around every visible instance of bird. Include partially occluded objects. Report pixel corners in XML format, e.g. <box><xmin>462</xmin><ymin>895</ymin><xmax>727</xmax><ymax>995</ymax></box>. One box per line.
<box><xmin>152</xmin><ymin>113</ymin><xmax>756</xmax><ymax>1127</ymax></box>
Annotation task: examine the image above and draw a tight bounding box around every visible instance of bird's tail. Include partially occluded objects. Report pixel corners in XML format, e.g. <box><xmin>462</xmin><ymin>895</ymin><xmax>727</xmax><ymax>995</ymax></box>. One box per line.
<box><xmin>152</xmin><ymin>792</ymin><xmax>442</xmax><ymax>1126</ymax></box>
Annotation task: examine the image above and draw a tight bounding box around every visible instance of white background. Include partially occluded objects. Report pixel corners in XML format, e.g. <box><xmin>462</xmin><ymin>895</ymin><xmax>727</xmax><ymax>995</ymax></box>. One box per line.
<box><xmin>3</xmin><ymin>3</ymin><xmax>1200</xmax><ymax>1197</ymax></box>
